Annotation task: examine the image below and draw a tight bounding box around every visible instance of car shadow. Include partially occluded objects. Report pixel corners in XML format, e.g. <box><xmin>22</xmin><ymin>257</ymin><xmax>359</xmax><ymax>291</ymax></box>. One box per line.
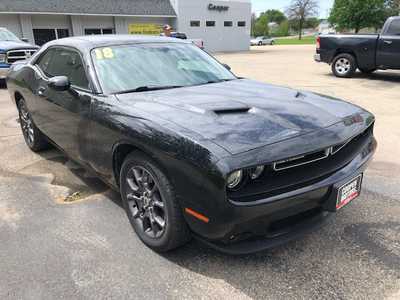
<box><xmin>325</xmin><ymin>70</ymin><xmax>400</xmax><ymax>83</ymax></box>
<box><xmin>21</xmin><ymin>149</ymin><xmax>112</xmax><ymax>201</ymax></box>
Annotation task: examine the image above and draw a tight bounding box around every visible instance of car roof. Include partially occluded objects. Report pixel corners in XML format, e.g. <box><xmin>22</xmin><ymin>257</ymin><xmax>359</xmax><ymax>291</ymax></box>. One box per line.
<box><xmin>45</xmin><ymin>35</ymin><xmax>189</xmax><ymax>52</ymax></box>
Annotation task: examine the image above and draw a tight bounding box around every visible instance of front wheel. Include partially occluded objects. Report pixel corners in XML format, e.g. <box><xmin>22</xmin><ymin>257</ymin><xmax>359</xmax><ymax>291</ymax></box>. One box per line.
<box><xmin>17</xmin><ymin>98</ymin><xmax>49</xmax><ymax>152</ymax></box>
<box><xmin>258</xmin><ymin>41</ymin><xmax>263</xmax><ymax>46</ymax></box>
<box><xmin>120</xmin><ymin>152</ymin><xmax>191</xmax><ymax>252</ymax></box>
<box><xmin>331</xmin><ymin>53</ymin><xmax>357</xmax><ymax>78</ymax></box>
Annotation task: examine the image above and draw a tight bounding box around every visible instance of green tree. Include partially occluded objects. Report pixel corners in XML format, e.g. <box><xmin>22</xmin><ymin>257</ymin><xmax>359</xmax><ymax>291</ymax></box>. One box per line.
<box><xmin>252</xmin><ymin>9</ymin><xmax>288</xmax><ymax>37</ymax></box>
<box><xmin>253</xmin><ymin>13</ymin><xmax>270</xmax><ymax>36</ymax></box>
<box><xmin>274</xmin><ymin>20</ymin><xmax>290</xmax><ymax>37</ymax></box>
<box><xmin>286</xmin><ymin>0</ymin><xmax>319</xmax><ymax>40</ymax></box>
<box><xmin>385</xmin><ymin>0</ymin><xmax>400</xmax><ymax>18</ymax></box>
<box><xmin>251</xmin><ymin>13</ymin><xmax>257</xmax><ymax>36</ymax></box>
<box><xmin>261</xmin><ymin>9</ymin><xmax>288</xmax><ymax>24</ymax></box>
<box><xmin>289</xmin><ymin>17</ymin><xmax>320</xmax><ymax>32</ymax></box>
<box><xmin>329</xmin><ymin>0</ymin><xmax>388</xmax><ymax>33</ymax></box>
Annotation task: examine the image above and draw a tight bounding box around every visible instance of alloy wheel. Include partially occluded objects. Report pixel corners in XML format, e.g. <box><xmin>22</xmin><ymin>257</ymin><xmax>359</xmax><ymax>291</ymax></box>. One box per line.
<box><xmin>125</xmin><ymin>166</ymin><xmax>166</xmax><ymax>239</ymax></box>
<box><xmin>19</xmin><ymin>102</ymin><xmax>34</xmax><ymax>145</ymax></box>
<box><xmin>335</xmin><ymin>58</ymin><xmax>351</xmax><ymax>75</ymax></box>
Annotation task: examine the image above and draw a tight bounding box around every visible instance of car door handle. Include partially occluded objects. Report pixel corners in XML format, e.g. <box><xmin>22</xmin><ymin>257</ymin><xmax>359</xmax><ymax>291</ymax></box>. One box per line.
<box><xmin>383</xmin><ymin>40</ymin><xmax>393</xmax><ymax>45</ymax></box>
<box><xmin>37</xmin><ymin>86</ymin><xmax>46</xmax><ymax>97</ymax></box>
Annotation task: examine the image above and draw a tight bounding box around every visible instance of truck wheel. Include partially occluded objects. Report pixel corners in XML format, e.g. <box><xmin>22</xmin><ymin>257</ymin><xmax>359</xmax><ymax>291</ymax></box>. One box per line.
<box><xmin>359</xmin><ymin>68</ymin><xmax>376</xmax><ymax>74</ymax></box>
<box><xmin>331</xmin><ymin>54</ymin><xmax>357</xmax><ymax>78</ymax></box>
<box><xmin>120</xmin><ymin>151</ymin><xmax>191</xmax><ymax>252</ymax></box>
<box><xmin>17</xmin><ymin>98</ymin><xmax>49</xmax><ymax>152</ymax></box>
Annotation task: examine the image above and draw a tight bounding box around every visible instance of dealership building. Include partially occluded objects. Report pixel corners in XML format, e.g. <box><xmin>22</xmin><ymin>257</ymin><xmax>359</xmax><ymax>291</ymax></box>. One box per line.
<box><xmin>0</xmin><ymin>0</ymin><xmax>251</xmax><ymax>52</ymax></box>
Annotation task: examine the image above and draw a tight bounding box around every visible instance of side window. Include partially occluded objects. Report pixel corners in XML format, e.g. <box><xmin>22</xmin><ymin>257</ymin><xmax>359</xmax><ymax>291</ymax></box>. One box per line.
<box><xmin>46</xmin><ymin>49</ymin><xmax>90</xmax><ymax>89</ymax></box>
<box><xmin>36</xmin><ymin>49</ymin><xmax>57</xmax><ymax>75</ymax></box>
<box><xmin>386</xmin><ymin>19</ymin><xmax>400</xmax><ymax>35</ymax></box>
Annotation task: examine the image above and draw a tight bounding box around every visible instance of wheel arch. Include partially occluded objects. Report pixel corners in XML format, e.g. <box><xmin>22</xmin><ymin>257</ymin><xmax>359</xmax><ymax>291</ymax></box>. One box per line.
<box><xmin>112</xmin><ymin>141</ymin><xmax>169</xmax><ymax>188</ymax></box>
<box><xmin>331</xmin><ymin>49</ymin><xmax>358</xmax><ymax>65</ymax></box>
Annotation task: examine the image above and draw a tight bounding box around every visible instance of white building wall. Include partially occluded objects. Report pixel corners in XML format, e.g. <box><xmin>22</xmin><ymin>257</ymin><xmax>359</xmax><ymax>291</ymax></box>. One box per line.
<box><xmin>70</xmin><ymin>15</ymin><xmax>84</xmax><ymax>36</ymax></box>
<box><xmin>80</xmin><ymin>15</ymin><xmax>114</xmax><ymax>30</ymax></box>
<box><xmin>114</xmin><ymin>16</ymin><xmax>174</xmax><ymax>34</ymax></box>
<box><xmin>19</xmin><ymin>15</ymin><xmax>35</xmax><ymax>43</ymax></box>
<box><xmin>175</xmin><ymin>0</ymin><xmax>251</xmax><ymax>52</ymax></box>
<box><xmin>0</xmin><ymin>14</ymin><xmax>22</xmax><ymax>37</ymax></box>
<box><xmin>31</xmin><ymin>14</ymin><xmax>72</xmax><ymax>31</ymax></box>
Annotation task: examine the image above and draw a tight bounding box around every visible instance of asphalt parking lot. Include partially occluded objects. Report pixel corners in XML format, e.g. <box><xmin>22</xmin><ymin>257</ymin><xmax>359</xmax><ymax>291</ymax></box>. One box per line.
<box><xmin>1</xmin><ymin>44</ymin><xmax>399</xmax><ymax>299</ymax></box>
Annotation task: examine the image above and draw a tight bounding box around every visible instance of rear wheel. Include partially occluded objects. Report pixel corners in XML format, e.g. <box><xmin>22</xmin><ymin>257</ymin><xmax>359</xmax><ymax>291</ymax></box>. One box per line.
<box><xmin>120</xmin><ymin>152</ymin><xmax>191</xmax><ymax>252</ymax></box>
<box><xmin>331</xmin><ymin>53</ymin><xmax>357</xmax><ymax>78</ymax></box>
<box><xmin>258</xmin><ymin>41</ymin><xmax>263</xmax><ymax>46</ymax></box>
<box><xmin>17</xmin><ymin>98</ymin><xmax>49</xmax><ymax>152</ymax></box>
<box><xmin>270</xmin><ymin>40</ymin><xmax>275</xmax><ymax>45</ymax></box>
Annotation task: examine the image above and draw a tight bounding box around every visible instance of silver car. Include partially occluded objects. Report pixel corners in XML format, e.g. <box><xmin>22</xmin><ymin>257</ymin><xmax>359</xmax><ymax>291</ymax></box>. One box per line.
<box><xmin>250</xmin><ymin>36</ymin><xmax>275</xmax><ymax>46</ymax></box>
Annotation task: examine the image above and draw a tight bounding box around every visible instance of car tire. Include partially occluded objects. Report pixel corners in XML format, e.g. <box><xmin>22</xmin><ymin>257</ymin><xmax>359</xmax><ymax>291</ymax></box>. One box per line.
<box><xmin>258</xmin><ymin>41</ymin><xmax>263</xmax><ymax>46</ymax></box>
<box><xmin>120</xmin><ymin>151</ymin><xmax>191</xmax><ymax>252</ymax></box>
<box><xmin>331</xmin><ymin>53</ymin><xmax>357</xmax><ymax>78</ymax></box>
<box><xmin>0</xmin><ymin>79</ymin><xmax>7</xmax><ymax>89</ymax></box>
<box><xmin>17</xmin><ymin>98</ymin><xmax>49</xmax><ymax>152</ymax></box>
<box><xmin>270</xmin><ymin>41</ymin><xmax>275</xmax><ymax>45</ymax></box>
<box><xmin>359</xmin><ymin>68</ymin><xmax>376</xmax><ymax>74</ymax></box>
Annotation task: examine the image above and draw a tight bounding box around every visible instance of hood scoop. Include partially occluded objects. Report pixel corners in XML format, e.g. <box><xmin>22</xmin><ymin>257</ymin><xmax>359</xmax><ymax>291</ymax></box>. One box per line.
<box><xmin>213</xmin><ymin>107</ymin><xmax>251</xmax><ymax>115</ymax></box>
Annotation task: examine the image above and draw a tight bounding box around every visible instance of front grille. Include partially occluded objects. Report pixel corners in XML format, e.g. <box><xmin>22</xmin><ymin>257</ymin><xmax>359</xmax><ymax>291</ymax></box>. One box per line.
<box><xmin>228</xmin><ymin>124</ymin><xmax>374</xmax><ymax>202</ymax></box>
<box><xmin>6</xmin><ymin>49</ymin><xmax>37</xmax><ymax>64</ymax></box>
<box><xmin>273</xmin><ymin>148</ymin><xmax>330</xmax><ymax>171</ymax></box>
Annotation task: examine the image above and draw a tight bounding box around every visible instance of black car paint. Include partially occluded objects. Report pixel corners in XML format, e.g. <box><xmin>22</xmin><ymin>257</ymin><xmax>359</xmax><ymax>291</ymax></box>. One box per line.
<box><xmin>317</xmin><ymin>16</ymin><xmax>400</xmax><ymax>70</ymax></box>
<box><xmin>7</xmin><ymin>36</ymin><xmax>376</xmax><ymax>253</ymax></box>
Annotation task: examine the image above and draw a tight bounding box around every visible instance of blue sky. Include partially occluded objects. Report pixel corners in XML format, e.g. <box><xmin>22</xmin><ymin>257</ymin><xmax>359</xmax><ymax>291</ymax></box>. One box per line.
<box><xmin>252</xmin><ymin>0</ymin><xmax>334</xmax><ymax>18</ymax></box>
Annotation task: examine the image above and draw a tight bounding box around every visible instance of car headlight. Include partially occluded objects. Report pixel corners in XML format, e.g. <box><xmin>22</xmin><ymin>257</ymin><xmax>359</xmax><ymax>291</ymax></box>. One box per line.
<box><xmin>249</xmin><ymin>165</ymin><xmax>265</xmax><ymax>179</ymax></box>
<box><xmin>0</xmin><ymin>53</ymin><xmax>6</xmax><ymax>63</ymax></box>
<box><xmin>227</xmin><ymin>170</ymin><xmax>243</xmax><ymax>189</ymax></box>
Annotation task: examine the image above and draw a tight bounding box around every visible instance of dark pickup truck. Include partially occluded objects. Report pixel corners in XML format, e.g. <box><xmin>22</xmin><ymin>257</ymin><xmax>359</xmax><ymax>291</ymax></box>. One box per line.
<box><xmin>315</xmin><ymin>16</ymin><xmax>400</xmax><ymax>77</ymax></box>
<box><xmin>0</xmin><ymin>27</ymin><xmax>38</xmax><ymax>81</ymax></box>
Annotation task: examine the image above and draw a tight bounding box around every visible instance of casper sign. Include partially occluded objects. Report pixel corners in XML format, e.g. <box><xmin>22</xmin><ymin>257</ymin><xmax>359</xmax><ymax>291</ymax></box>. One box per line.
<box><xmin>208</xmin><ymin>3</ymin><xmax>229</xmax><ymax>12</ymax></box>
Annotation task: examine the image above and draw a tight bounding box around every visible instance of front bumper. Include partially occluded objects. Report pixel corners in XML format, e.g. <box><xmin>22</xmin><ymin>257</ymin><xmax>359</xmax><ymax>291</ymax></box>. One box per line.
<box><xmin>0</xmin><ymin>65</ymin><xmax>10</xmax><ymax>79</ymax></box>
<box><xmin>192</xmin><ymin>136</ymin><xmax>376</xmax><ymax>254</ymax></box>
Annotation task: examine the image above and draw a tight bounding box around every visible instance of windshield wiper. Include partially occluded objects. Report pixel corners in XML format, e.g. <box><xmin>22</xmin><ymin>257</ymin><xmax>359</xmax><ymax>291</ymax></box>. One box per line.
<box><xmin>115</xmin><ymin>85</ymin><xmax>183</xmax><ymax>94</ymax></box>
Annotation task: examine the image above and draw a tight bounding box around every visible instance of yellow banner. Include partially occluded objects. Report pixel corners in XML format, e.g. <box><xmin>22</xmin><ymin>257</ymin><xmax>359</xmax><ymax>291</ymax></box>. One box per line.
<box><xmin>128</xmin><ymin>23</ymin><xmax>162</xmax><ymax>35</ymax></box>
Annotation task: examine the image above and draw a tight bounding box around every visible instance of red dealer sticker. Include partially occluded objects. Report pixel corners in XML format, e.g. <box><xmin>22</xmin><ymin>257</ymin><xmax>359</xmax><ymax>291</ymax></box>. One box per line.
<box><xmin>336</xmin><ymin>174</ymin><xmax>363</xmax><ymax>210</ymax></box>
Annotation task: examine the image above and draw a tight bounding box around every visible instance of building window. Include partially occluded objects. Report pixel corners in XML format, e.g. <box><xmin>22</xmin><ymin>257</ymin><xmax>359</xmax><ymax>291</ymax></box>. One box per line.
<box><xmin>206</xmin><ymin>21</ymin><xmax>216</xmax><ymax>27</ymax></box>
<box><xmin>190</xmin><ymin>21</ymin><xmax>200</xmax><ymax>27</ymax></box>
<box><xmin>224</xmin><ymin>21</ymin><xmax>233</xmax><ymax>27</ymax></box>
<box><xmin>85</xmin><ymin>28</ymin><xmax>115</xmax><ymax>35</ymax></box>
<box><xmin>33</xmin><ymin>28</ymin><xmax>69</xmax><ymax>46</ymax></box>
<box><xmin>238</xmin><ymin>21</ymin><xmax>246</xmax><ymax>27</ymax></box>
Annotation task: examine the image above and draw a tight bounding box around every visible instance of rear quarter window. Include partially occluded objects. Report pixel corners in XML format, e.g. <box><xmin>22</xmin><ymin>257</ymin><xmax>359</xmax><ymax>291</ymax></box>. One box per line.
<box><xmin>386</xmin><ymin>19</ymin><xmax>400</xmax><ymax>35</ymax></box>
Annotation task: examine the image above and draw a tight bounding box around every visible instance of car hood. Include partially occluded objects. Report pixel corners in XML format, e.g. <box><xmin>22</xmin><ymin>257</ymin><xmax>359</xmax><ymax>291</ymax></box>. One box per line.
<box><xmin>0</xmin><ymin>40</ymin><xmax>38</xmax><ymax>51</ymax></box>
<box><xmin>116</xmin><ymin>79</ymin><xmax>365</xmax><ymax>155</ymax></box>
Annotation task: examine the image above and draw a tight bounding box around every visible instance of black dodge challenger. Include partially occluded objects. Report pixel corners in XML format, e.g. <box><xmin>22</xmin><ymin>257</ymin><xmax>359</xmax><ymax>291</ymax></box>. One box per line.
<box><xmin>6</xmin><ymin>36</ymin><xmax>377</xmax><ymax>254</ymax></box>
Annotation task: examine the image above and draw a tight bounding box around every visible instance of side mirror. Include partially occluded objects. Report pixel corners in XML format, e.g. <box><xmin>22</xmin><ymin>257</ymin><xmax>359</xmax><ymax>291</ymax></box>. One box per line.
<box><xmin>21</xmin><ymin>38</ymin><xmax>29</xmax><ymax>43</ymax></box>
<box><xmin>48</xmin><ymin>76</ymin><xmax>70</xmax><ymax>91</ymax></box>
<box><xmin>222</xmin><ymin>63</ymin><xmax>231</xmax><ymax>71</ymax></box>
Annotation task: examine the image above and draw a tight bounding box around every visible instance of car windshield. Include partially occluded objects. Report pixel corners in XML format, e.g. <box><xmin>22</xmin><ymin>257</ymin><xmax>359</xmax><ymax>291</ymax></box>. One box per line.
<box><xmin>0</xmin><ymin>29</ymin><xmax>20</xmax><ymax>42</ymax></box>
<box><xmin>91</xmin><ymin>43</ymin><xmax>236</xmax><ymax>94</ymax></box>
